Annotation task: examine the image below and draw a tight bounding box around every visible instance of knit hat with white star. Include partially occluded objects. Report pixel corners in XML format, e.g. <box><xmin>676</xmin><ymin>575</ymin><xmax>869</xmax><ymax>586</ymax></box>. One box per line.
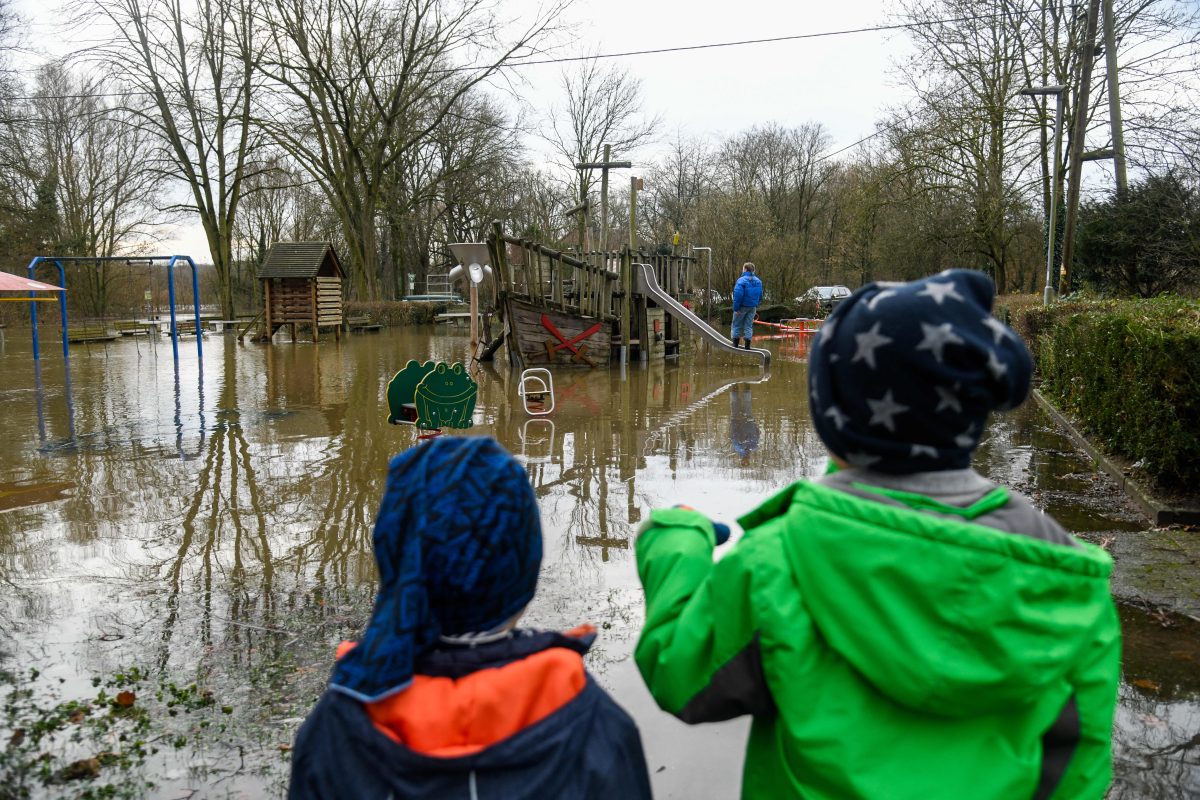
<box><xmin>808</xmin><ymin>269</ymin><xmax>1032</xmax><ymax>473</ymax></box>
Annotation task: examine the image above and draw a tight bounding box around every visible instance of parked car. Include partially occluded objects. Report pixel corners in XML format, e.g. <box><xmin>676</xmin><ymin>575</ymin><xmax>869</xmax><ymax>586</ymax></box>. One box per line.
<box><xmin>795</xmin><ymin>285</ymin><xmax>852</xmax><ymax>318</ymax></box>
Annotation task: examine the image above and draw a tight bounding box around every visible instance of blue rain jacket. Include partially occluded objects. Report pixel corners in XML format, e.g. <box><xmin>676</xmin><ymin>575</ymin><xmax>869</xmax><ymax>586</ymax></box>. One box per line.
<box><xmin>733</xmin><ymin>273</ymin><xmax>764</xmax><ymax>310</ymax></box>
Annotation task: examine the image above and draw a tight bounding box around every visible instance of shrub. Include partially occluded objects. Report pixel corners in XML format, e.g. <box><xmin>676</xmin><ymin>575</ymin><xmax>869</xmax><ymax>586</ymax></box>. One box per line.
<box><xmin>1074</xmin><ymin>172</ymin><xmax>1200</xmax><ymax>297</ymax></box>
<box><xmin>1004</xmin><ymin>300</ymin><xmax>1095</xmax><ymax>363</ymax></box>
<box><xmin>343</xmin><ymin>300</ymin><xmax>448</xmax><ymax>326</ymax></box>
<box><xmin>993</xmin><ymin>294</ymin><xmax>1041</xmax><ymax>326</ymax></box>
<box><xmin>1014</xmin><ymin>297</ymin><xmax>1200</xmax><ymax>488</ymax></box>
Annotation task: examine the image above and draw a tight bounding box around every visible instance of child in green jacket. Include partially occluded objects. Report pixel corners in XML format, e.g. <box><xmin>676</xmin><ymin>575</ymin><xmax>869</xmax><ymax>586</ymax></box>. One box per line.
<box><xmin>635</xmin><ymin>269</ymin><xmax>1119</xmax><ymax>799</ymax></box>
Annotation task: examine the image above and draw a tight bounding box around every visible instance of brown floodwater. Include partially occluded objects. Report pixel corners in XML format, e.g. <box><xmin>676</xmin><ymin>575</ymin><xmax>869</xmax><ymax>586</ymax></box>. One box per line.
<box><xmin>0</xmin><ymin>327</ymin><xmax>1195</xmax><ymax>798</ymax></box>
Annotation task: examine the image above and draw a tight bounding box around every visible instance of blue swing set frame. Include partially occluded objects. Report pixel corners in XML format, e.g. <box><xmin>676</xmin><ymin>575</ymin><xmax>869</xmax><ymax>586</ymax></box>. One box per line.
<box><xmin>27</xmin><ymin>255</ymin><xmax>204</xmax><ymax>365</ymax></box>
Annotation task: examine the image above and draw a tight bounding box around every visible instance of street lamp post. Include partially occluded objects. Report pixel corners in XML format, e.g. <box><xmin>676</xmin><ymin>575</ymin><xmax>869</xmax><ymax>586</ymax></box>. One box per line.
<box><xmin>1020</xmin><ymin>85</ymin><xmax>1067</xmax><ymax>306</ymax></box>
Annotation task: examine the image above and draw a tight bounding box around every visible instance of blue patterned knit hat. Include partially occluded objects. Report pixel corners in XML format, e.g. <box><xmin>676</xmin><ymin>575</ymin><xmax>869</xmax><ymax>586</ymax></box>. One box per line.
<box><xmin>330</xmin><ymin>437</ymin><xmax>542</xmax><ymax>702</ymax></box>
<box><xmin>808</xmin><ymin>270</ymin><xmax>1032</xmax><ymax>474</ymax></box>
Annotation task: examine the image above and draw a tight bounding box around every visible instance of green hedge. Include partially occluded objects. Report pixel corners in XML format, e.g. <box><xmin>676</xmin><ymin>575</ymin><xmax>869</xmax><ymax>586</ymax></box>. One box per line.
<box><xmin>1012</xmin><ymin>297</ymin><xmax>1200</xmax><ymax>488</ymax></box>
<box><xmin>343</xmin><ymin>300</ymin><xmax>448</xmax><ymax>326</ymax></box>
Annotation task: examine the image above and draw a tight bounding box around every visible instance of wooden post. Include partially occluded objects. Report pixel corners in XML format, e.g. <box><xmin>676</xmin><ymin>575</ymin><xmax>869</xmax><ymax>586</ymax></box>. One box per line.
<box><xmin>1060</xmin><ymin>0</ymin><xmax>1102</xmax><ymax>294</ymax></box>
<box><xmin>577</xmin><ymin>182</ymin><xmax>587</xmax><ymax>258</ymax></box>
<box><xmin>489</xmin><ymin>220</ymin><xmax>511</xmax><ymax>292</ymax></box>
<box><xmin>600</xmin><ymin>144</ymin><xmax>611</xmax><ymax>254</ymax></box>
<box><xmin>620</xmin><ymin>248</ymin><xmax>632</xmax><ymax>365</ymax></box>
<box><xmin>469</xmin><ymin>281</ymin><xmax>479</xmax><ymax>355</ymax></box>
<box><xmin>576</xmin><ymin>152</ymin><xmax>631</xmax><ymax>266</ymax></box>
<box><xmin>263</xmin><ymin>279</ymin><xmax>272</xmax><ymax>343</ymax></box>
<box><xmin>1102</xmin><ymin>0</ymin><xmax>1128</xmax><ymax>194</ymax></box>
<box><xmin>629</xmin><ymin>176</ymin><xmax>640</xmax><ymax>251</ymax></box>
<box><xmin>488</xmin><ymin>220</ymin><xmax>518</xmax><ymax>365</ymax></box>
<box><xmin>310</xmin><ymin>279</ymin><xmax>319</xmax><ymax>343</ymax></box>
<box><xmin>553</xmin><ymin>251</ymin><xmax>563</xmax><ymax>308</ymax></box>
<box><xmin>625</xmin><ymin>176</ymin><xmax>642</xmax><ymax>363</ymax></box>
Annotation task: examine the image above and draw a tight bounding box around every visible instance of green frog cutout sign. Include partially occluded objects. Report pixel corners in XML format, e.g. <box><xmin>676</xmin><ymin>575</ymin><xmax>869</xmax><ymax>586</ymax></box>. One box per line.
<box><xmin>386</xmin><ymin>360</ymin><xmax>478</xmax><ymax>431</ymax></box>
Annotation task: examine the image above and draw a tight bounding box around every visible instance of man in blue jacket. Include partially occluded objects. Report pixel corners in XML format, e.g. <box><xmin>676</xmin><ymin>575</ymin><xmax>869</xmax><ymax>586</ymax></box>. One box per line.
<box><xmin>731</xmin><ymin>262</ymin><xmax>763</xmax><ymax>349</ymax></box>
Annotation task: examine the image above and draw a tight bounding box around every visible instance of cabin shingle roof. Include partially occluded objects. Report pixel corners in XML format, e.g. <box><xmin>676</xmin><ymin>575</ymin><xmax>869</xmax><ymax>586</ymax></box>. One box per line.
<box><xmin>257</xmin><ymin>242</ymin><xmax>345</xmax><ymax>279</ymax></box>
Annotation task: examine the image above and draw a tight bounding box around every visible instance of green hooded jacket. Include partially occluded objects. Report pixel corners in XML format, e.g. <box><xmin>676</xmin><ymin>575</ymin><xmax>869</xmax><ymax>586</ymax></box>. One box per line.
<box><xmin>635</xmin><ymin>480</ymin><xmax>1120</xmax><ymax>799</ymax></box>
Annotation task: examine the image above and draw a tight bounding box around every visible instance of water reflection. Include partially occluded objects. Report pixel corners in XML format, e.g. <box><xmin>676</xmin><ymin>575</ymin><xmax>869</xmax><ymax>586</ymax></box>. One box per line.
<box><xmin>0</xmin><ymin>328</ymin><xmax>1193</xmax><ymax>798</ymax></box>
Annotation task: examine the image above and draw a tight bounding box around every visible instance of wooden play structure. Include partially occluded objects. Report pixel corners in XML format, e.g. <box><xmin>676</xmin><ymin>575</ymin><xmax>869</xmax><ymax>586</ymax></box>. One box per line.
<box><xmin>480</xmin><ymin>220</ymin><xmax>769</xmax><ymax>369</ymax></box>
<box><xmin>254</xmin><ymin>242</ymin><xmax>345</xmax><ymax>343</ymax></box>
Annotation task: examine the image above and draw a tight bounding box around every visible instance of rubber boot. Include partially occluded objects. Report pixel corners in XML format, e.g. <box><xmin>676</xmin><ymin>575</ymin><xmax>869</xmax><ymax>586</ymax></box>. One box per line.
<box><xmin>732</xmin><ymin>338</ymin><xmax>741</xmax><ymax>348</ymax></box>
<box><xmin>743</xmin><ymin>339</ymin><xmax>751</xmax><ymax>350</ymax></box>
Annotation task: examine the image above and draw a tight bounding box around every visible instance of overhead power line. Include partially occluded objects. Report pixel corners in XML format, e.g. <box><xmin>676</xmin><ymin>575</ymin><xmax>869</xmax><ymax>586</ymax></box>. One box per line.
<box><xmin>4</xmin><ymin>6</ymin><xmax>1082</xmax><ymax>103</ymax></box>
<box><xmin>487</xmin><ymin>6</ymin><xmax>1081</xmax><ymax>72</ymax></box>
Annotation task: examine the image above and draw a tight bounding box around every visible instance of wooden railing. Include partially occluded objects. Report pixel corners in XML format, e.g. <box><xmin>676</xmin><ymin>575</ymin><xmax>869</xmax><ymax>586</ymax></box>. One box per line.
<box><xmin>490</xmin><ymin>226</ymin><xmax>622</xmax><ymax>320</ymax></box>
<box><xmin>487</xmin><ymin>221</ymin><xmax>697</xmax><ymax>322</ymax></box>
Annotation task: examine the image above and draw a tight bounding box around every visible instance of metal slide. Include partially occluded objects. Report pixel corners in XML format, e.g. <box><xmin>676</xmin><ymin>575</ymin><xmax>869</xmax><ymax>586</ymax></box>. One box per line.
<box><xmin>634</xmin><ymin>263</ymin><xmax>770</xmax><ymax>367</ymax></box>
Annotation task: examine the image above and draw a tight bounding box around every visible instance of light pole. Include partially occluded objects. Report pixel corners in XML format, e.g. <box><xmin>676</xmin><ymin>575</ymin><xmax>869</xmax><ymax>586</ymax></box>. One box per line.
<box><xmin>1020</xmin><ymin>85</ymin><xmax>1067</xmax><ymax>306</ymax></box>
<box><xmin>691</xmin><ymin>245</ymin><xmax>712</xmax><ymax>318</ymax></box>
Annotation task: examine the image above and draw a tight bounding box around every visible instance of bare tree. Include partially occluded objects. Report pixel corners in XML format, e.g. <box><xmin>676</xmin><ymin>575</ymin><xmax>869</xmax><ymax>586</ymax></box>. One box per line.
<box><xmin>381</xmin><ymin>90</ymin><xmax>522</xmax><ymax>296</ymax></box>
<box><xmin>645</xmin><ymin>131</ymin><xmax>715</xmax><ymax>245</ymax></box>
<box><xmin>892</xmin><ymin>0</ymin><xmax>1040</xmax><ymax>291</ymax></box>
<box><xmin>73</xmin><ymin>0</ymin><xmax>262</xmax><ymax>318</ymax></box>
<box><xmin>503</xmin><ymin>166</ymin><xmax>572</xmax><ymax>243</ymax></box>
<box><xmin>33</xmin><ymin>65</ymin><xmax>169</xmax><ymax>314</ymax></box>
<box><xmin>545</xmin><ymin>59</ymin><xmax>658</xmax><ymax>241</ymax></box>
<box><xmin>0</xmin><ymin>0</ymin><xmax>18</xmax><ymax>104</ymax></box>
<box><xmin>256</xmin><ymin>0</ymin><xmax>567</xmax><ymax>300</ymax></box>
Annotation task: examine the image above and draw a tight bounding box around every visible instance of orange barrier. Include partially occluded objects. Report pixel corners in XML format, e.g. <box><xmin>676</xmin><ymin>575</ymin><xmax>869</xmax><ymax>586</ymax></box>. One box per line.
<box><xmin>751</xmin><ymin>318</ymin><xmax>821</xmax><ymax>357</ymax></box>
<box><xmin>753</xmin><ymin>318</ymin><xmax>821</xmax><ymax>333</ymax></box>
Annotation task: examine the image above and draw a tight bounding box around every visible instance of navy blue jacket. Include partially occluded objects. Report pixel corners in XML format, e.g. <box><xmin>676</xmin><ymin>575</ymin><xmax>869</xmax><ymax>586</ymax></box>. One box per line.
<box><xmin>733</xmin><ymin>273</ymin><xmax>763</xmax><ymax>310</ymax></box>
<box><xmin>289</xmin><ymin>631</ymin><xmax>652</xmax><ymax>800</ymax></box>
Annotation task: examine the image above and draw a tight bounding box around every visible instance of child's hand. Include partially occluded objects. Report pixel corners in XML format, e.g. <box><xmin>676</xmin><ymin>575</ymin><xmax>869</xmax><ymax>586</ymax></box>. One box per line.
<box><xmin>673</xmin><ymin>505</ymin><xmax>731</xmax><ymax>546</ymax></box>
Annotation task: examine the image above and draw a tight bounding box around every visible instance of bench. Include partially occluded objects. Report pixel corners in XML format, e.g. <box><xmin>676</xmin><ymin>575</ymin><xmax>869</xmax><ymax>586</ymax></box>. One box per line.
<box><xmin>435</xmin><ymin>311</ymin><xmax>474</xmax><ymax>326</ymax></box>
<box><xmin>67</xmin><ymin>326</ymin><xmax>118</xmax><ymax>343</ymax></box>
<box><xmin>171</xmin><ymin>319</ymin><xmax>200</xmax><ymax>336</ymax></box>
<box><xmin>115</xmin><ymin>320</ymin><xmax>155</xmax><ymax>336</ymax></box>
<box><xmin>346</xmin><ymin>316</ymin><xmax>382</xmax><ymax>333</ymax></box>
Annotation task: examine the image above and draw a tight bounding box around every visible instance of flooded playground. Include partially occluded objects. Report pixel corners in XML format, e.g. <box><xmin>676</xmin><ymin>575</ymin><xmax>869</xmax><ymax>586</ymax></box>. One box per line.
<box><xmin>0</xmin><ymin>327</ymin><xmax>1197</xmax><ymax>798</ymax></box>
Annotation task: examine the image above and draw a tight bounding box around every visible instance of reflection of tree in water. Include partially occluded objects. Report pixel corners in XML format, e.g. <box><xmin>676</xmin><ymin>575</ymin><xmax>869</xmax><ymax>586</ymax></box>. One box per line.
<box><xmin>1109</xmin><ymin>606</ymin><xmax>1200</xmax><ymax>798</ymax></box>
<box><xmin>1111</xmin><ymin>684</ymin><xmax>1200</xmax><ymax>798</ymax></box>
<box><xmin>156</xmin><ymin>346</ymin><xmax>278</xmax><ymax>671</ymax></box>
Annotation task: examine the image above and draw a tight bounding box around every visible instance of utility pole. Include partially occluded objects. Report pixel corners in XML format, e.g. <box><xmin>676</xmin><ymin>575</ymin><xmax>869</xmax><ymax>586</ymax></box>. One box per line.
<box><xmin>575</xmin><ymin>149</ymin><xmax>631</xmax><ymax>256</ymax></box>
<box><xmin>1021</xmin><ymin>85</ymin><xmax>1068</xmax><ymax>306</ymax></box>
<box><xmin>1060</xmin><ymin>0</ymin><xmax>1102</xmax><ymax>295</ymax></box>
<box><xmin>1102</xmin><ymin>0</ymin><xmax>1128</xmax><ymax>194</ymax></box>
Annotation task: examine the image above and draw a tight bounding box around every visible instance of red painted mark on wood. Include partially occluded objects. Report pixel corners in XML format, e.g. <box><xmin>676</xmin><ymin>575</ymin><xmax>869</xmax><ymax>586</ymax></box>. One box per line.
<box><xmin>541</xmin><ymin>315</ymin><xmax>602</xmax><ymax>355</ymax></box>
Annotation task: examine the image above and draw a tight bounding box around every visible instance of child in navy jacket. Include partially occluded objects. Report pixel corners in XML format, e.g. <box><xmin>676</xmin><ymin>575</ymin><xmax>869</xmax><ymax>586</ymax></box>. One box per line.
<box><xmin>289</xmin><ymin>437</ymin><xmax>651</xmax><ymax>800</ymax></box>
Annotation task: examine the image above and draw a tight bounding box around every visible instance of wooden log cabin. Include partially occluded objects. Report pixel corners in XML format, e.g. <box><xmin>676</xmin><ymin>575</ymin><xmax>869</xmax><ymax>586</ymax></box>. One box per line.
<box><xmin>257</xmin><ymin>242</ymin><xmax>345</xmax><ymax>343</ymax></box>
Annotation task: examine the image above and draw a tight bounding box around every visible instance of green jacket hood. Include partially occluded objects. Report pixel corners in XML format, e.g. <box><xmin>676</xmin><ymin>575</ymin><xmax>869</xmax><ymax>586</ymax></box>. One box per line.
<box><xmin>742</xmin><ymin>481</ymin><xmax>1114</xmax><ymax>718</ymax></box>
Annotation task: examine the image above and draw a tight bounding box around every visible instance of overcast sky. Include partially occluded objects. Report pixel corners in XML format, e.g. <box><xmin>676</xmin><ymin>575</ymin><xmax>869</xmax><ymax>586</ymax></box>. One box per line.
<box><xmin>11</xmin><ymin>0</ymin><xmax>917</xmax><ymax>261</ymax></box>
